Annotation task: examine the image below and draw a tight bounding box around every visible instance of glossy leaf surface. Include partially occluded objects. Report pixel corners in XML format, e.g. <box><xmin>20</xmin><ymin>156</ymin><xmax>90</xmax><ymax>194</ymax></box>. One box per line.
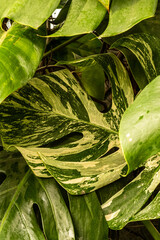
<box><xmin>101</xmin><ymin>0</ymin><xmax>158</xmax><ymax>37</ymax></box>
<box><xmin>69</xmin><ymin>192</ymin><xmax>108</xmax><ymax>239</ymax></box>
<box><xmin>50</xmin><ymin>0</ymin><xmax>107</xmax><ymax>37</ymax></box>
<box><xmin>0</xmin><ymin>151</ymin><xmax>75</xmax><ymax>239</ymax></box>
<box><xmin>120</xmin><ymin>76</ymin><xmax>160</xmax><ymax>174</ymax></box>
<box><xmin>0</xmin><ymin>0</ymin><xmax>60</xmax><ymax>29</ymax></box>
<box><xmin>0</xmin><ymin>23</ymin><xmax>46</xmax><ymax>103</ymax></box>
<box><xmin>112</xmin><ymin>34</ymin><xmax>160</xmax><ymax>89</ymax></box>
<box><xmin>102</xmin><ymin>154</ymin><xmax>160</xmax><ymax>229</ymax></box>
<box><xmin>0</xmin><ymin>60</ymin><xmax>133</xmax><ymax>194</ymax></box>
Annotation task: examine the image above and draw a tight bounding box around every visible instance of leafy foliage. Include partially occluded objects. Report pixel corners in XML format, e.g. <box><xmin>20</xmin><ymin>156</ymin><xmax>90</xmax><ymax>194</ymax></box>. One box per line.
<box><xmin>0</xmin><ymin>0</ymin><xmax>160</xmax><ymax>239</ymax></box>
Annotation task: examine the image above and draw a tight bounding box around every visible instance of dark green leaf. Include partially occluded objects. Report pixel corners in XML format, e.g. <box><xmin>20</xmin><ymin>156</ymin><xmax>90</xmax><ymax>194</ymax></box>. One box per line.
<box><xmin>51</xmin><ymin>33</ymin><xmax>102</xmax><ymax>62</ymax></box>
<box><xmin>0</xmin><ymin>151</ymin><xmax>75</xmax><ymax>239</ymax></box>
<box><xmin>68</xmin><ymin>192</ymin><xmax>108</xmax><ymax>239</ymax></box>
<box><xmin>80</xmin><ymin>62</ymin><xmax>105</xmax><ymax>100</ymax></box>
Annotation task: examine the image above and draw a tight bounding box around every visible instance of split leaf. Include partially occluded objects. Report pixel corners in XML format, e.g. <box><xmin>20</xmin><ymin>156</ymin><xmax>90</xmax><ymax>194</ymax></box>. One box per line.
<box><xmin>0</xmin><ymin>150</ymin><xmax>74</xmax><ymax>239</ymax></box>
<box><xmin>0</xmin><ymin>57</ymin><xmax>133</xmax><ymax>194</ymax></box>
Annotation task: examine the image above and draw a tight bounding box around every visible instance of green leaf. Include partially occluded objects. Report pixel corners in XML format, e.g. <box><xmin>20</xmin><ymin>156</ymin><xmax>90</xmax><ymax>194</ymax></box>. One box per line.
<box><xmin>0</xmin><ymin>150</ymin><xmax>75</xmax><ymax>239</ymax></box>
<box><xmin>51</xmin><ymin>33</ymin><xmax>102</xmax><ymax>62</ymax></box>
<box><xmin>102</xmin><ymin>154</ymin><xmax>160</xmax><ymax>229</ymax></box>
<box><xmin>133</xmin><ymin>191</ymin><xmax>160</xmax><ymax>221</ymax></box>
<box><xmin>68</xmin><ymin>192</ymin><xmax>108</xmax><ymax>239</ymax></box>
<box><xmin>80</xmin><ymin>62</ymin><xmax>105</xmax><ymax>100</ymax></box>
<box><xmin>0</xmin><ymin>0</ymin><xmax>60</xmax><ymax>29</ymax></box>
<box><xmin>101</xmin><ymin>1</ymin><xmax>160</xmax><ymax>46</ymax></box>
<box><xmin>0</xmin><ymin>58</ymin><xmax>133</xmax><ymax>194</ymax></box>
<box><xmin>111</xmin><ymin>34</ymin><xmax>160</xmax><ymax>89</ymax></box>
<box><xmin>98</xmin><ymin>0</ymin><xmax>110</xmax><ymax>11</ymax></box>
<box><xmin>57</xmin><ymin>52</ymin><xmax>134</xmax><ymax>103</ymax></box>
<box><xmin>0</xmin><ymin>23</ymin><xmax>46</xmax><ymax>103</ymax></box>
<box><xmin>57</xmin><ymin>53</ymin><xmax>105</xmax><ymax>100</ymax></box>
<box><xmin>50</xmin><ymin>0</ymin><xmax>107</xmax><ymax>37</ymax></box>
<box><xmin>101</xmin><ymin>0</ymin><xmax>158</xmax><ymax>37</ymax></box>
<box><xmin>120</xmin><ymin>76</ymin><xmax>160</xmax><ymax>174</ymax></box>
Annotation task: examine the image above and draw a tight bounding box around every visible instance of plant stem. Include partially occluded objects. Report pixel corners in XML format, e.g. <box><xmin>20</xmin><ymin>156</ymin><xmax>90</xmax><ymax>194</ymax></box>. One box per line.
<box><xmin>43</xmin><ymin>34</ymin><xmax>85</xmax><ymax>58</ymax></box>
<box><xmin>142</xmin><ymin>220</ymin><xmax>160</xmax><ymax>240</ymax></box>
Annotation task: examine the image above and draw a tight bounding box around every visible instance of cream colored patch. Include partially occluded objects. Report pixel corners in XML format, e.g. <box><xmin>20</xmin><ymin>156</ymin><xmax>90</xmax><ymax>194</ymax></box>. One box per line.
<box><xmin>62</xmin><ymin>176</ymin><xmax>92</xmax><ymax>185</ymax></box>
<box><xmin>146</xmin><ymin>170</ymin><xmax>160</xmax><ymax>193</ymax></box>
<box><xmin>105</xmin><ymin>209</ymin><xmax>120</xmax><ymax>221</ymax></box>
<box><xmin>68</xmin><ymin>229</ymin><xmax>74</xmax><ymax>238</ymax></box>
<box><xmin>145</xmin><ymin>155</ymin><xmax>160</xmax><ymax>170</ymax></box>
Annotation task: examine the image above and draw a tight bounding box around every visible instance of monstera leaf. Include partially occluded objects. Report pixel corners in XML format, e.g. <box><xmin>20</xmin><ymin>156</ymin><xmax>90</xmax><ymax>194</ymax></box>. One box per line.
<box><xmin>101</xmin><ymin>154</ymin><xmax>160</xmax><ymax>230</ymax></box>
<box><xmin>68</xmin><ymin>192</ymin><xmax>108</xmax><ymax>239</ymax></box>
<box><xmin>111</xmin><ymin>34</ymin><xmax>160</xmax><ymax>89</ymax></box>
<box><xmin>0</xmin><ymin>0</ymin><xmax>60</xmax><ymax>29</ymax></box>
<box><xmin>0</xmin><ymin>150</ymin><xmax>75</xmax><ymax>239</ymax></box>
<box><xmin>0</xmin><ymin>53</ymin><xmax>134</xmax><ymax>195</ymax></box>
<box><xmin>101</xmin><ymin>77</ymin><xmax>160</xmax><ymax>229</ymax></box>
<box><xmin>0</xmin><ymin>22</ymin><xmax>46</xmax><ymax>103</ymax></box>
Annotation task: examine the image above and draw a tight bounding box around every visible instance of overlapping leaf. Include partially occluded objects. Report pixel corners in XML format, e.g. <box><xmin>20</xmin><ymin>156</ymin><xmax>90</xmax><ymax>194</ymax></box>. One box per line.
<box><xmin>101</xmin><ymin>0</ymin><xmax>158</xmax><ymax>37</ymax></box>
<box><xmin>111</xmin><ymin>34</ymin><xmax>160</xmax><ymax>89</ymax></box>
<box><xmin>0</xmin><ymin>54</ymin><xmax>133</xmax><ymax>194</ymax></box>
<box><xmin>50</xmin><ymin>0</ymin><xmax>107</xmax><ymax>37</ymax></box>
<box><xmin>50</xmin><ymin>0</ymin><xmax>158</xmax><ymax>38</ymax></box>
<box><xmin>50</xmin><ymin>33</ymin><xmax>102</xmax><ymax>62</ymax></box>
<box><xmin>68</xmin><ymin>192</ymin><xmax>108</xmax><ymax>239</ymax></box>
<box><xmin>100</xmin><ymin>76</ymin><xmax>160</xmax><ymax>229</ymax></box>
<box><xmin>98</xmin><ymin>0</ymin><xmax>110</xmax><ymax>11</ymax></box>
<box><xmin>0</xmin><ymin>0</ymin><xmax>60</xmax><ymax>29</ymax></box>
<box><xmin>0</xmin><ymin>22</ymin><xmax>46</xmax><ymax>103</ymax></box>
<box><xmin>0</xmin><ymin>150</ymin><xmax>75</xmax><ymax>239</ymax></box>
<box><xmin>101</xmin><ymin>154</ymin><xmax>160</xmax><ymax>230</ymax></box>
<box><xmin>0</xmin><ymin>0</ymin><xmax>158</xmax><ymax>38</ymax></box>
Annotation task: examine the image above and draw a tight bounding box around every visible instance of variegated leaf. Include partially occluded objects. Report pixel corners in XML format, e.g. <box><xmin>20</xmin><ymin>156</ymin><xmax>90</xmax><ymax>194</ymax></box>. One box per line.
<box><xmin>102</xmin><ymin>154</ymin><xmax>160</xmax><ymax>230</ymax></box>
<box><xmin>0</xmin><ymin>56</ymin><xmax>133</xmax><ymax>194</ymax></box>
<box><xmin>57</xmin><ymin>53</ymin><xmax>134</xmax><ymax>126</ymax></box>
<box><xmin>132</xmin><ymin>191</ymin><xmax>160</xmax><ymax>221</ymax></box>
<box><xmin>0</xmin><ymin>150</ymin><xmax>75</xmax><ymax>239</ymax></box>
<box><xmin>0</xmin><ymin>22</ymin><xmax>46</xmax><ymax>103</ymax></box>
<box><xmin>111</xmin><ymin>34</ymin><xmax>160</xmax><ymax>89</ymax></box>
